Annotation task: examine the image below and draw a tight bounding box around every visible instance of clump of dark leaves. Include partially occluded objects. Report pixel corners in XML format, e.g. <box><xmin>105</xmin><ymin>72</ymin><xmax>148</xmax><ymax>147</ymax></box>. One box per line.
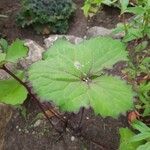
<box><xmin>17</xmin><ymin>0</ymin><xmax>76</xmax><ymax>34</ymax></box>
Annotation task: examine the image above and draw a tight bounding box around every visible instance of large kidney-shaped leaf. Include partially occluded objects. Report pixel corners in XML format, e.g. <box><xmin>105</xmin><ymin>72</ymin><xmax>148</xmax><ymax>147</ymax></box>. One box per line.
<box><xmin>0</xmin><ymin>73</ymin><xmax>28</xmax><ymax>105</ymax></box>
<box><xmin>28</xmin><ymin>37</ymin><xmax>134</xmax><ymax>117</ymax></box>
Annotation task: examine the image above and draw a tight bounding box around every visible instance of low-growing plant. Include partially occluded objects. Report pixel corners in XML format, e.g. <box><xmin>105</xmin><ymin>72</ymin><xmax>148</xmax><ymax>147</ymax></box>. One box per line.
<box><xmin>83</xmin><ymin>0</ymin><xmax>150</xmax><ymax>42</ymax></box>
<box><xmin>124</xmin><ymin>45</ymin><xmax>150</xmax><ymax>116</ymax></box>
<box><xmin>16</xmin><ymin>0</ymin><xmax>76</xmax><ymax>34</ymax></box>
<box><xmin>114</xmin><ymin>0</ymin><xmax>150</xmax><ymax>42</ymax></box>
<box><xmin>27</xmin><ymin>37</ymin><xmax>134</xmax><ymax>117</ymax></box>
<box><xmin>0</xmin><ymin>37</ymin><xmax>134</xmax><ymax>118</ymax></box>
<box><xmin>126</xmin><ymin>54</ymin><xmax>150</xmax><ymax>81</ymax></box>
<box><xmin>136</xmin><ymin>82</ymin><xmax>150</xmax><ymax>117</ymax></box>
<box><xmin>0</xmin><ymin>39</ymin><xmax>28</xmax><ymax>105</ymax></box>
<box><xmin>82</xmin><ymin>0</ymin><xmax>137</xmax><ymax>17</ymax></box>
<box><xmin>0</xmin><ymin>38</ymin><xmax>8</xmax><ymax>53</ymax></box>
<box><xmin>119</xmin><ymin>120</ymin><xmax>150</xmax><ymax>150</ymax></box>
<box><xmin>82</xmin><ymin>0</ymin><xmax>118</xmax><ymax>17</ymax></box>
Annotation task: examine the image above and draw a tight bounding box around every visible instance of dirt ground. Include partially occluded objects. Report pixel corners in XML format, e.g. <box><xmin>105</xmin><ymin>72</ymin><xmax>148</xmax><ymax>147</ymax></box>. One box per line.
<box><xmin>0</xmin><ymin>0</ymin><xmax>120</xmax><ymax>44</ymax></box>
<box><xmin>0</xmin><ymin>0</ymin><xmax>130</xmax><ymax>150</ymax></box>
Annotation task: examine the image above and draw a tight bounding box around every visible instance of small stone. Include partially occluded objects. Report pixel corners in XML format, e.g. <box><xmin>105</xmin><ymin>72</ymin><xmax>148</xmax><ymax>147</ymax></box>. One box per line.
<box><xmin>34</xmin><ymin>119</ymin><xmax>42</xmax><ymax>127</ymax></box>
<box><xmin>66</xmin><ymin>128</ymin><xmax>70</xmax><ymax>132</ymax></box>
<box><xmin>40</xmin><ymin>133</ymin><xmax>44</xmax><ymax>136</ymax></box>
<box><xmin>86</xmin><ymin>117</ymin><xmax>89</xmax><ymax>120</ymax></box>
<box><xmin>32</xmin><ymin>131</ymin><xmax>36</xmax><ymax>134</ymax></box>
<box><xmin>71</xmin><ymin>136</ymin><xmax>75</xmax><ymax>141</ymax></box>
<box><xmin>18</xmin><ymin>128</ymin><xmax>21</xmax><ymax>132</ymax></box>
<box><xmin>44</xmin><ymin>35</ymin><xmax>83</xmax><ymax>48</ymax></box>
<box><xmin>86</xmin><ymin>26</ymin><xmax>125</xmax><ymax>39</ymax></box>
<box><xmin>16</xmin><ymin>125</ymin><xmax>19</xmax><ymax>129</ymax></box>
<box><xmin>24</xmin><ymin>129</ymin><xmax>29</xmax><ymax>134</ymax></box>
<box><xmin>19</xmin><ymin>39</ymin><xmax>45</xmax><ymax>69</ymax></box>
<box><xmin>86</xmin><ymin>26</ymin><xmax>112</xmax><ymax>38</ymax></box>
<box><xmin>0</xmin><ymin>63</ymin><xmax>17</xmax><ymax>80</ymax></box>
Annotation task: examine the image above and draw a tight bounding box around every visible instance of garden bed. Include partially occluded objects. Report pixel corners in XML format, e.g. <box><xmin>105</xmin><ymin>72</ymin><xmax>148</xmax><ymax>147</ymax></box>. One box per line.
<box><xmin>0</xmin><ymin>0</ymin><xmax>149</xmax><ymax>150</ymax></box>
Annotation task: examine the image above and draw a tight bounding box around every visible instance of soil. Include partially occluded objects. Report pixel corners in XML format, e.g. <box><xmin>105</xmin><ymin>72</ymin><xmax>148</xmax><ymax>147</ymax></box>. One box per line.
<box><xmin>0</xmin><ymin>0</ymin><xmax>130</xmax><ymax>150</ymax></box>
<box><xmin>0</xmin><ymin>0</ymin><xmax>120</xmax><ymax>44</ymax></box>
<box><xmin>5</xmin><ymin>102</ymin><xmax>128</xmax><ymax>150</ymax></box>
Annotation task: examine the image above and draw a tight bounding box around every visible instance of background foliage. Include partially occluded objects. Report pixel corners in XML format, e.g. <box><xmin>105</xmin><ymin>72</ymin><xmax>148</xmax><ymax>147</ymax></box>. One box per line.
<box><xmin>17</xmin><ymin>0</ymin><xmax>76</xmax><ymax>34</ymax></box>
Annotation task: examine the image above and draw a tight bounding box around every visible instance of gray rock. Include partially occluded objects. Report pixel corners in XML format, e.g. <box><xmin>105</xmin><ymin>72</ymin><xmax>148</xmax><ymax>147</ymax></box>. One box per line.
<box><xmin>112</xmin><ymin>31</ymin><xmax>125</xmax><ymax>39</ymax></box>
<box><xmin>0</xmin><ymin>69</ymin><xmax>9</xmax><ymax>80</ymax></box>
<box><xmin>0</xmin><ymin>103</ymin><xmax>13</xmax><ymax>150</ymax></box>
<box><xmin>86</xmin><ymin>26</ymin><xmax>125</xmax><ymax>39</ymax></box>
<box><xmin>0</xmin><ymin>63</ymin><xmax>17</xmax><ymax>80</ymax></box>
<box><xmin>44</xmin><ymin>35</ymin><xmax>83</xmax><ymax>48</ymax></box>
<box><xmin>19</xmin><ymin>39</ymin><xmax>45</xmax><ymax>69</ymax></box>
<box><xmin>0</xmin><ymin>40</ymin><xmax>45</xmax><ymax>78</ymax></box>
<box><xmin>86</xmin><ymin>26</ymin><xmax>112</xmax><ymax>38</ymax></box>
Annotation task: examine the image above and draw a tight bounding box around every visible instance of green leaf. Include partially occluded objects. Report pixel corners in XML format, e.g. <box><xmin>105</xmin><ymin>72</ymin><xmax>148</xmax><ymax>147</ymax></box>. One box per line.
<box><xmin>82</xmin><ymin>3</ymin><xmax>92</xmax><ymax>17</ymax></box>
<box><xmin>0</xmin><ymin>53</ymin><xmax>6</xmax><ymax>63</ymax></box>
<box><xmin>143</xmin><ymin>107</ymin><xmax>150</xmax><ymax>117</ymax></box>
<box><xmin>137</xmin><ymin>142</ymin><xmax>150</xmax><ymax>150</ymax></box>
<box><xmin>123</xmin><ymin>28</ymin><xmax>143</xmax><ymax>42</ymax></box>
<box><xmin>103</xmin><ymin>0</ymin><xmax>117</xmax><ymax>6</ymax></box>
<box><xmin>82</xmin><ymin>0</ymin><xmax>103</xmax><ymax>17</ymax></box>
<box><xmin>119</xmin><ymin>128</ymin><xmax>142</xmax><ymax>150</ymax></box>
<box><xmin>141</xmin><ymin>57</ymin><xmax>150</xmax><ymax>65</ymax></box>
<box><xmin>126</xmin><ymin>6</ymin><xmax>145</xmax><ymax>15</ymax></box>
<box><xmin>112</xmin><ymin>23</ymin><xmax>125</xmax><ymax>34</ymax></box>
<box><xmin>5</xmin><ymin>39</ymin><xmax>28</xmax><ymax>63</ymax></box>
<box><xmin>131</xmin><ymin>133</ymin><xmax>150</xmax><ymax>142</ymax></box>
<box><xmin>28</xmin><ymin>37</ymin><xmax>134</xmax><ymax>117</ymax></box>
<box><xmin>17</xmin><ymin>0</ymin><xmax>76</xmax><ymax>34</ymax></box>
<box><xmin>120</xmin><ymin>0</ymin><xmax>129</xmax><ymax>13</ymax></box>
<box><xmin>131</xmin><ymin>120</ymin><xmax>150</xmax><ymax>133</ymax></box>
<box><xmin>88</xmin><ymin>76</ymin><xmax>133</xmax><ymax>117</ymax></box>
<box><xmin>138</xmin><ymin>82</ymin><xmax>150</xmax><ymax>114</ymax></box>
<box><xmin>0</xmin><ymin>38</ymin><xmax>8</xmax><ymax>52</ymax></box>
<box><xmin>0</xmin><ymin>72</ymin><xmax>28</xmax><ymax>105</ymax></box>
<box><xmin>135</xmin><ymin>41</ymin><xmax>148</xmax><ymax>52</ymax></box>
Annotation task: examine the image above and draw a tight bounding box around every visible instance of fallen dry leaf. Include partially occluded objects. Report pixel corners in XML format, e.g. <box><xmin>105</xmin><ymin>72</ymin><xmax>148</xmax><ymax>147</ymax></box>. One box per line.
<box><xmin>128</xmin><ymin>110</ymin><xmax>140</xmax><ymax>124</ymax></box>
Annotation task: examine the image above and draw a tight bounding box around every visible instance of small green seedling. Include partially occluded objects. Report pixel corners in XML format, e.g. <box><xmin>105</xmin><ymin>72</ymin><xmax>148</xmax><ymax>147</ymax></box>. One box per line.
<box><xmin>114</xmin><ymin>0</ymin><xmax>150</xmax><ymax>42</ymax></box>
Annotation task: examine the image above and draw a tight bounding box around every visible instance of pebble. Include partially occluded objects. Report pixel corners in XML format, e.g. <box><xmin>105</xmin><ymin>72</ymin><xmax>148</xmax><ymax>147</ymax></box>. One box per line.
<box><xmin>86</xmin><ymin>26</ymin><xmax>125</xmax><ymax>39</ymax></box>
<box><xmin>34</xmin><ymin>119</ymin><xmax>42</xmax><ymax>127</ymax></box>
<box><xmin>32</xmin><ymin>131</ymin><xmax>36</xmax><ymax>134</ymax></box>
<box><xmin>18</xmin><ymin>128</ymin><xmax>21</xmax><ymax>132</ymax></box>
<box><xmin>24</xmin><ymin>129</ymin><xmax>29</xmax><ymax>134</ymax></box>
<box><xmin>44</xmin><ymin>35</ymin><xmax>83</xmax><ymax>48</ymax></box>
<box><xmin>86</xmin><ymin>117</ymin><xmax>89</xmax><ymax>120</ymax></box>
<box><xmin>71</xmin><ymin>136</ymin><xmax>75</xmax><ymax>141</ymax></box>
